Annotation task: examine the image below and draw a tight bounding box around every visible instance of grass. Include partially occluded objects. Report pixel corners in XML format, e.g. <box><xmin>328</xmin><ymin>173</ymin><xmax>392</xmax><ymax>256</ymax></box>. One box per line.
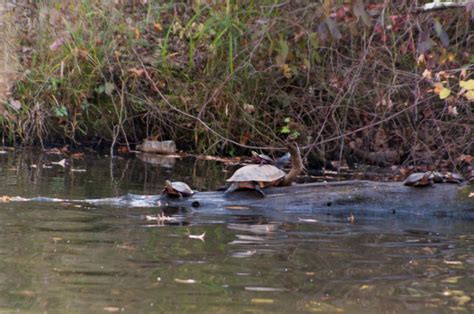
<box><xmin>1</xmin><ymin>0</ymin><xmax>472</xmax><ymax>170</ymax></box>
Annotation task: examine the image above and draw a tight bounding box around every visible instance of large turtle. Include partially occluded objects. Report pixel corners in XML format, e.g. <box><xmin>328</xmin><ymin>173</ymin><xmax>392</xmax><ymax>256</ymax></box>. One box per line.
<box><xmin>162</xmin><ymin>180</ymin><xmax>194</xmax><ymax>198</ymax></box>
<box><xmin>225</xmin><ymin>142</ymin><xmax>303</xmax><ymax>197</ymax></box>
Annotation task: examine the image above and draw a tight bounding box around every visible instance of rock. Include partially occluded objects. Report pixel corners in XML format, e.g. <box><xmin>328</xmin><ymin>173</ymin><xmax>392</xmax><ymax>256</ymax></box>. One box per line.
<box><xmin>136</xmin><ymin>140</ymin><xmax>176</xmax><ymax>154</ymax></box>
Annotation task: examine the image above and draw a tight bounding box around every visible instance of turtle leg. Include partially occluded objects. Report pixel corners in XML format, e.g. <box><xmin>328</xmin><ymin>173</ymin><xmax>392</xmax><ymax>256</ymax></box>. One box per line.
<box><xmin>178</xmin><ymin>192</ymin><xmax>183</xmax><ymax>199</ymax></box>
<box><xmin>225</xmin><ymin>183</ymin><xmax>239</xmax><ymax>193</ymax></box>
<box><xmin>254</xmin><ymin>185</ymin><xmax>266</xmax><ymax>197</ymax></box>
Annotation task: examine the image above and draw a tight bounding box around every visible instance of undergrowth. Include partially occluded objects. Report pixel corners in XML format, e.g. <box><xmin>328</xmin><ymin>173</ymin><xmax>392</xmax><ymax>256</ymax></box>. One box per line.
<box><xmin>2</xmin><ymin>0</ymin><xmax>473</xmax><ymax>170</ymax></box>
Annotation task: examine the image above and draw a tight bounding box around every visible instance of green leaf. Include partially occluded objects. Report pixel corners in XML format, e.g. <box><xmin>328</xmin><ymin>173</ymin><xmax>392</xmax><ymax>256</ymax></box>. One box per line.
<box><xmin>54</xmin><ymin>106</ymin><xmax>68</xmax><ymax>118</ymax></box>
<box><xmin>439</xmin><ymin>88</ymin><xmax>451</xmax><ymax>99</ymax></box>
<box><xmin>280</xmin><ymin>126</ymin><xmax>290</xmax><ymax>134</ymax></box>
<box><xmin>291</xmin><ymin>131</ymin><xmax>300</xmax><ymax>138</ymax></box>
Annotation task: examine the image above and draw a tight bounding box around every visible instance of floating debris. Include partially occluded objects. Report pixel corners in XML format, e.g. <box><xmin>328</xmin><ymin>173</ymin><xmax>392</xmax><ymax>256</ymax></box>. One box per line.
<box><xmin>103</xmin><ymin>306</ymin><xmax>121</xmax><ymax>312</ymax></box>
<box><xmin>245</xmin><ymin>287</ymin><xmax>287</xmax><ymax>292</ymax></box>
<box><xmin>71</xmin><ymin>168</ymin><xmax>86</xmax><ymax>172</ymax></box>
<box><xmin>188</xmin><ymin>232</ymin><xmax>206</xmax><ymax>241</ymax></box>
<box><xmin>174</xmin><ymin>278</ymin><xmax>197</xmax><ymax>284</ymax></box>
<box><xmin>145</xmin><ymin>212</ymin><xmax>177</xmax><ymax>223</ymax></box>
<box><xmin>0</xmin><ymin>195</ymin><xmax>11</xmax><ymax>203</ymax></box>
<box><xmin>298</xmin><ymin>217</ymin><xmax>318</xmax><ymax>223</ymax></box>
<box><xmin>231</xmin><ymin>250</ymin><xmax>257</xmax><ymax>258</ymax></box>
<box><xmin>251</xmin><ymin>298</ymin><xmax>274</xmax><ymax>304</ymax></box>
<box><xmin>51</xmin><ymin>159</ymin><xmax>67</xmax><ymax>167</ymax></box>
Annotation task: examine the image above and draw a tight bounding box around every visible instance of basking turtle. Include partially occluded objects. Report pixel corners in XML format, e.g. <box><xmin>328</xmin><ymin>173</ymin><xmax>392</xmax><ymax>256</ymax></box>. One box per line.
<box><xmin>225</xmin><ymin>142</ymin><xmax>303</xmax><ymax>196</ymax></box>
<box><xmin>225</xmin><ymin>164</ymin><xmax>286</xmax><ymax>196</ymax></box>
<box><xmin>444</xmin><ymin>172</ymin><xmax>464</xmax><ymax>184</ymax></box>
<box><xmin>403</xmin><ymin>172</ymin><xmax>433</xmax><ymax>187</ymax></box>
<box><xmin>427</xmin><ymin>171</ymin><xmax>444</xmax><ymax>183</ymax></box>
<box><xmin>162</xmin><ymin>180</ymin><xmax>194</xmax><ymax>198</ymax></box>
<box><xmin>468</xmin><ymin>170</ymin><xmax>474</xmax><ymax>184</ymax></box>
<box><xmin>251</xmin><ymin>151</ymin><xmax>273</xmax><ymax>165</ymax></box>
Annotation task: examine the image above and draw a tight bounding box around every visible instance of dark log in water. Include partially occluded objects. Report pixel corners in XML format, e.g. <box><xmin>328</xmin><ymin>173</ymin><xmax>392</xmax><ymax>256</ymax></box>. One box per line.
<box><xmin>161</xmin><ymin>181</ymin><xmax>474</xmax><ymax>218</ymax></box>
<box><xmin>21</xmin><ymin>180</ymin><xmax>474</xmax><ymax>218</ymax></box>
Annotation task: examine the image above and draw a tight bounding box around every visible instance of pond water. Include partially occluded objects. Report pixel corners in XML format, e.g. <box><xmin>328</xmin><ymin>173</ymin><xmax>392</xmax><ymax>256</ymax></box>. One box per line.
<box><xmin>0</xmin><ymin>150</ymin><xmax>472</xmax><ymax>313</ymax></box>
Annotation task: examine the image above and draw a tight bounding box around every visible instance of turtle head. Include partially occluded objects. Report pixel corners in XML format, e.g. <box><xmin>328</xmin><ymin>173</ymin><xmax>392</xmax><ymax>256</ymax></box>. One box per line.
<box><xmin>164</xmin><ymin>180</ymin><xmax>172</xmax><ymax>187</ymax></box>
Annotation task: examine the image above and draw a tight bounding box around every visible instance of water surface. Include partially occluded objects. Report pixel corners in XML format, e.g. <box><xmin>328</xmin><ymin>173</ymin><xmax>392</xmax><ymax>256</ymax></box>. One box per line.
<box><xmin>0</xmin><ymin>150</ymin><xmax>472</xmax><ymax>313</ymax></box>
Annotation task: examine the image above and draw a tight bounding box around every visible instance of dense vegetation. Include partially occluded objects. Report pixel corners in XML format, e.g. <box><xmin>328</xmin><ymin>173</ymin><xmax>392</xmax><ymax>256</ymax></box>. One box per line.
<box><xmin>2</xmin><ymin>0</ymin><xmax>473</xmax><ymax>169</ymax></box>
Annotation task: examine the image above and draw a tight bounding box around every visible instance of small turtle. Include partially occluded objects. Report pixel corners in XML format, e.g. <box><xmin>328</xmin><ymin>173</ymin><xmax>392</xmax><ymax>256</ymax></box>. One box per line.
<box><xmin>162</xmin><ymin>180</ymin><xmax>194</xmax><ymax>198</ymax></box>
<box><xmin>274</xmin><ymin>152</ymin><xmax>291</xmax><ymax>169</ymax></box>
<box><xmin>427</xmin><ymin>171</ymin><xmax>444</xmax><ymax>183</ymax></box>
<box><xmin>251</xmin><ymin>151</ymin><xmax>273</xmax><ymax>164</ymax></box>
<box><xmin>468</xmin><ymin>170</ymin><xmax>474</xmax><ymax>184</ymax></box>
<box><xmin>403</xmin><ymin>172</ymin><xmax>433</xmax><ymax>187</ymax></box>
<box><xmin>444</xmin><ymin>172</ymin><xmax>464</xmax><ymax>184</ymax></box>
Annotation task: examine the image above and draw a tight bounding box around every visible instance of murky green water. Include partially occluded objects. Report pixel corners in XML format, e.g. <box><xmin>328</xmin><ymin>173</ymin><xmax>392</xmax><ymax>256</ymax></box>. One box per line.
<box><xmin>0</xmin><ymin>150</ymin><xmax>472</xmax><ymax>313</ymax></box>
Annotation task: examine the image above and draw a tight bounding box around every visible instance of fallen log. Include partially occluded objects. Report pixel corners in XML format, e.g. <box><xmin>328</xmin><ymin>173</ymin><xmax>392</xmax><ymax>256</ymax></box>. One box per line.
<box><xmin>15</xmin><ymin>180</ymin><xmax>474</xmax><ymax>218</ymax></box>
<box><xmin>160</xmin><ymin>180</ymin><xmax>474</xmax><ymax>218</ymax></box>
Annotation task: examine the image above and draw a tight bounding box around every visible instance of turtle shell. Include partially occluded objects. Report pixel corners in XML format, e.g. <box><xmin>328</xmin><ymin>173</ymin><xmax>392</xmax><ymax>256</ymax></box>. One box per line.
<box><xmin>227</xmin><ymin>164</ymin><xmax>286</xmax><ymax>183</ymax></box>
<box><xmin>168</xmin><ymin>181</ymin><xmax>194</xmax><ymax>196</ymax></box>
<box><xmin>444</xmin><ymin>172</ymin><xmax>464</xmax><ymax>184</ymax></box>
<box><xmin>403</xmin><ymin>172</ymin><xmax>432</xmax><ymax>186</ymax></box>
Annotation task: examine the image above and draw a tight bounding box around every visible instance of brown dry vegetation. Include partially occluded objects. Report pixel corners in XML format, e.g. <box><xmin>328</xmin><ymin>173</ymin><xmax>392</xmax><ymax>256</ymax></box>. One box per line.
<box><xmin>1</xmin><ymin>0</ymin><xmax>473</xmax><ymax>170</ymax></box>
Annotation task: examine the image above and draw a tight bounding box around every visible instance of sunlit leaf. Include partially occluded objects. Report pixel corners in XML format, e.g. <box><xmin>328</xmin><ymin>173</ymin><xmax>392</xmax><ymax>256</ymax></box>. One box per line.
<box><xmin>280</xmin><ymin>126</ymin><xmax>290</xmax><ymax>134</ymax></box>
<box><xmin>433</xmin><ymin>83</ymin><xmax>443</xmax><ymax>94</ymax></box>
<box><xmin>465</xmin><ymin>90</ymin><xmax>474</xmax><ymax>101</ymax></box>
<box><xmin>422</xmin><ymin>69</ymin><xmax>432</xmax><ymax>80</ymax></box>
<box><xmin>439</xmin><ymin>88</ymin><xmax>451</xmax><ymax>99</ymax></box>
<box><xmin>460</xmin><ymin>79</ymin><xmax>474</xmax><ymax>90</ymax></box>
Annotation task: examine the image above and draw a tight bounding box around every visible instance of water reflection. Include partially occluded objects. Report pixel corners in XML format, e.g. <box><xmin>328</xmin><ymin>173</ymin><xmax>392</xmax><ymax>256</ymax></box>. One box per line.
<box><xmin>0</xmin><ymin>150</ymin><xmax>472</xmax><ymax>313</ymax></box>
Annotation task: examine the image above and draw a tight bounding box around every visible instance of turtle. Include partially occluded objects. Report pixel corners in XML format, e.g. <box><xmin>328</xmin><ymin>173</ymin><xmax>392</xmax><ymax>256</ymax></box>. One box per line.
<box><xmin>443</xmin><ymin>172</ymin><xmax>464</xmax><ymax>184</ymax></box>
<box><xmin>162</xmin><ymin>180</ymin><xmax>194</xmax><ymax>198</ymax></box>
<box><xmin>251</xmin><ymin>151</ymin><xmax>273</xmax><ymax>165</ymax></box>
<box><xmin>225</xmin><ymin>141</ymin><xmax>303</xmax><ymax>197</ymax></box>
<box><xmin>427</xmin><ymin>171</ymin><xmax>444</xmax><ymax>183</ymax></box>
<box><xmin>225</xmin><ymin>164</ymin><xmax>286</xmax><ymax>196</ymax></box>
<box><xmin>403</xmin><ymin>172</ymin><xmax>433</xmax><ymax>187</ymax></box>
<box><xmin>274</xmin><ymin>152</ymin><xmax>291</xmax><ymax>169</ymax></box>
